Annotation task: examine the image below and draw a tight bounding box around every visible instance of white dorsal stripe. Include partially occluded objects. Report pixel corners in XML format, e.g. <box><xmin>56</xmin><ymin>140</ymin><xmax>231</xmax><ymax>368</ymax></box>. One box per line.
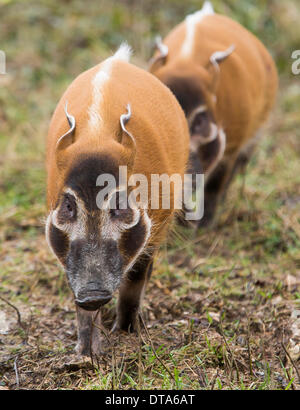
<box><xmin>88</xmin><ymin>43</ymin><xmax>132</xmax><ymax>130</ymax></box>
<box><xmin>181</xmin><ymin>1</ymin><xmax>214</xmax><ymax>57</ymax></box>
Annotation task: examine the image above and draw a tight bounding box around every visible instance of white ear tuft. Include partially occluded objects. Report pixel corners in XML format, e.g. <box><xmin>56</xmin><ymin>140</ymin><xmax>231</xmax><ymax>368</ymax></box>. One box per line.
<box><xmin>155</xmin><ymin>36</ymin><xmax>168</xmax><ymax>59</ymax></box>
<box><xmin>202</xmin><ymin>1</ymin><xmax>214</xmax><ymax>15</ymax></box>
<box><xmin>56</xmin><ymin>101</ymin><xmax>76</xmax><ymax>149</ymax></box>
<box><xmin>120</xmin><ymin>104</ymin><xmax>136</xmax><ymax>148</ymax></box>
<box><xmin>114</xmin><ymin>42</ymin><xmax>132</xmax><ymax>63</ymax></box>
<box><xmin>210</xmin><ymin>44</ymin><xmax>236</xmax><ymax>69</ymax></box>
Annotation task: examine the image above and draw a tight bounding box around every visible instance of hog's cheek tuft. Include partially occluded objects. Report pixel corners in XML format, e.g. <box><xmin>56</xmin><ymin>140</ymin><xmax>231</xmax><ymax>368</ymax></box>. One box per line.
<box><xmin>49</xmin><ymin>223</ymin><xmax>70</xmax><ymax>265</ymax></box>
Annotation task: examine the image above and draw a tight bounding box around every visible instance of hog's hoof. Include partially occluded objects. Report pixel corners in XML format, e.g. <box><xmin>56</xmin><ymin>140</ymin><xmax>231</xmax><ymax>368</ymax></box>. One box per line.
<box><xmin>111</xmin><ymin>317</ymin><xmax>136</xmax><ymax>334</ymax></box>
<box><xmin>197</xmin><ymin>211</ymin><xmax>216</xmax><ymax>229</ymax></box>
<box><xmin>75</xmin><ymin>341</ymin><xmax>91</xmax><ymax>357</ymax></box>
<box><xmin>63</xmin><ymin>353</ymin><xmax>94</xmax><ymax>370</ymax></box>
<box><xmin>75</xmin><ymin>335</ymin><xmax>103</xmax><ymax>357</ymax></box>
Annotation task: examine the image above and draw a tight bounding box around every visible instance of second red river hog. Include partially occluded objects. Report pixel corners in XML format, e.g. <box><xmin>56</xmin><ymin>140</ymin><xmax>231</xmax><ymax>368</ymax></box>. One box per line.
<box><xmin>149</xmin><ymin>1</ymin><xmax>278</xmax><ymax>226</ymax></box>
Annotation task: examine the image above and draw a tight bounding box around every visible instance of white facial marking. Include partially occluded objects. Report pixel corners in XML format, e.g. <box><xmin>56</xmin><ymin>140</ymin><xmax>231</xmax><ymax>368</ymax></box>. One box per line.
<box><xmin>45</xmin><ymin>211</ymin><xmax>54</xmax><ymax>252</ymax></box>
<box><xmin>101</xmin><ymin>186</ymin><xmax>141</xmax><ymax>241</ymax></box>
<box><xmin>181</xmin><ymin>1</ymin><xmax>214</xmax><ymax>57</ymax></box>
<box><xmin>88</xmin><ymin>43</ymin><xmax>132</xmax><ymax>131</ymax></box>
<box><xmin>206</xmin><ymin>128</ymin><xmax>226</xmax><ymax>178</ymax></box>
<box><xmin>188</xmin><ymin>104</ymin><xmax>207</xmax><ymax>130</ymax></box>
<box><xmin>206</xmin><ymin>123</ymin><xmax>219</xmax><ymax>143</ymax></box>
<box><xmin>124</xmin><ymin>209</ymin><xmax>152</xmax><ymax>275</ymax></box>
<box><xmin>48</xmin><ymin>188</ymin><xmax>87</xmax><ymax>243</ymax></box>
<box><xmin>189</xmin><ymin>105</ymin><xmax>218</xmax><ymax>151</ymax></box>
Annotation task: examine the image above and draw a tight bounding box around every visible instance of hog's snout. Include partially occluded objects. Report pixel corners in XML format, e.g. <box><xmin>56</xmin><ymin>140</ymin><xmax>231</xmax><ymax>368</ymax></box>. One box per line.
<box><xmin>75</xmin><ymin>290</ymin><xmax>112</xmax><ymax>311</ymax></box>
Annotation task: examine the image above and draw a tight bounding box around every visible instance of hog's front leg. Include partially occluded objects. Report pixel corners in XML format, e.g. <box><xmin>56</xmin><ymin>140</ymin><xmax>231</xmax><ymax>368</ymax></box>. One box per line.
<box><xmin>114</xmin><ymin>256</ymin><xmax>153</xmax><ymax>332</ymax></box>
<box><xmin>75</xmin><ymin>306</ymin><xmax>103</xmax><ymax>356</ymax></box>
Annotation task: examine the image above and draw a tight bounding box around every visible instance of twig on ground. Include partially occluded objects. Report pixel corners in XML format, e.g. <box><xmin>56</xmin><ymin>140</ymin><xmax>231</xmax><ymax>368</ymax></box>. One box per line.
<box><xmin>247</xmin><ymin>318</ymin><xmax>253</xmax><ymax>377</ymax></box>
<box><xmin>192</xmin><ymin>234</ymin><xmax>222</xmax><ymax>272</ymax></box>
<box><xmin>0</xmin><ymin>295</ymin><xmax>26</xmax><ymax>330</ymax></box>
<box><xmin>13</xmin><ymin>356</ymin><xmax>20</xmax><ymax>389</ymax></box>
<box><xmin>281</xmin><ymin>342</ymin><xmax>300</xmax><ymax>384</ymax></box>
<box><xmin>136</xmin><ymin>316</ymin><xmax>143</xmax><ymax>389</ymax></box>
<box><xmin>219</xmin><ymin>323</ymin><xmax>240</xmax><ymax>383</ymax></box>
<box><xmin>210</xmin><ymin>369</ymin><xmax>219</xmax><ymax>390</ymax></box>
<box><xmin>260</xmin><ymin>321</ymin><xmax>268</xmax><ymax>383</ymax></box>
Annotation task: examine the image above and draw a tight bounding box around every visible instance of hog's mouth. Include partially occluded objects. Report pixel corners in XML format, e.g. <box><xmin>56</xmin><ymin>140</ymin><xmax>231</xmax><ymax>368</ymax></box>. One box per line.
<box><xmin>75</xmin><ymin>290</ymin><xmax>112</xmax><ymax>311</ymax></box>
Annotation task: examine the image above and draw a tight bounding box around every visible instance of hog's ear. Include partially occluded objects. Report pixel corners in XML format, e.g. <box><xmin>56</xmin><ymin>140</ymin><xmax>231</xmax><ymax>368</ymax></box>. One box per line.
<box><xmin>207</xmin><ymin>44</ymin><xmax>235</xmax><ymax>93</ymax></box>
<box><xmin>55</xmin><ymin>101</ymin><xmax>76</xmax><ymax>166</ymax></box>
<box><xmin>149</xmin><ymin>36</ymin><xmax>168</xmax><ymax>73</ymax></box>
<box><xmin>118</xmin><ymin>104</ymin><xmax>136</xmax><ymax>167</ymax></box>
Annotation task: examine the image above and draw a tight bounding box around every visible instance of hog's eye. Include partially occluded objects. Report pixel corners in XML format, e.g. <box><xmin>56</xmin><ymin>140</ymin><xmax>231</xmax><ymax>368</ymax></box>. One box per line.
<box><xmin>191</xmin><ymin>111</ymin><xmax>209</xmax><ymax>136</ymax></box>
<box><xmin>110</xmin><ymin>208</ymin><xmax>132</xmax><ymax>219</ymax></box>
<box><xmin>58</xmin><ymin>194</ymin><xmax>77</xmax><ymax>223</ymax></box>
<box><xmin>109</xmin><ymin>191</ymin><xmax>133</xmax><ymax>224</ymax></box>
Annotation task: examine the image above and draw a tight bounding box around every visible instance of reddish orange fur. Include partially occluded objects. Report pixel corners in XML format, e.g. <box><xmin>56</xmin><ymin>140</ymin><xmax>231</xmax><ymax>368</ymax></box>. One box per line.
<box><xmin>46</xmin><ymin>58</ymin><xmax>190</xmax><ymax>246</ymax></box>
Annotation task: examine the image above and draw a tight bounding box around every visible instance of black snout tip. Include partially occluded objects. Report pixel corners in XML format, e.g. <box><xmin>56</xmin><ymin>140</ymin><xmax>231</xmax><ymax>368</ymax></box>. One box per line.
<box><xmin>75</xmin><ymin>293</ymin><xmax>112</xmax><ymax>311</ymax></box>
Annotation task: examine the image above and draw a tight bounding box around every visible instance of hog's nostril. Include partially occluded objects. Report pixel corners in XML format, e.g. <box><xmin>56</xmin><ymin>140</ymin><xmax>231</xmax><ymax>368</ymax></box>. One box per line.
<box><xmin>75</xmin><ymin>291</ymin><xmax>112</xmax><ymax>311</ymax></box>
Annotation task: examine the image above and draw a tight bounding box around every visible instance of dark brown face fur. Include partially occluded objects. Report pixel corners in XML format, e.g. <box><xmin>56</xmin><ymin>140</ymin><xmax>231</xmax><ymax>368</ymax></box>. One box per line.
<box><xmin>46</xmin><ymin>153</ymin><xmax>150</xmax><ymax>310</ymax></box>
<box><xmin>159</xmin><ymin>74</ymin><xmax>223</xmax><ymax>176</ymax></box>
<box><xmin>163</xmin><ymin>75</ymin><xmax>206</xmax><ymax>117</ymax></box>
<box><xmin>163</xmin><ymin>75</ymin><xmax>216</xmax><ymax>136</ymax></box>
